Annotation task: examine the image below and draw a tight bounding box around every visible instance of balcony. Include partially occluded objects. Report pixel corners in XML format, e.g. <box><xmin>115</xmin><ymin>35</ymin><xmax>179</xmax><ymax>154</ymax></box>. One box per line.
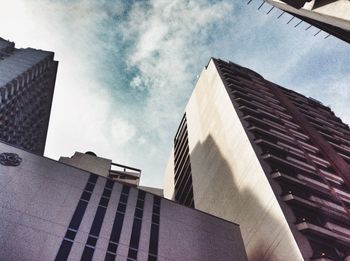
<box><xmin>263</xmin><ymin>152</ymin><xmax>316</xmax><ymax>174</ymax></box>
<box><xmin>234</xmin><ymin>96</ymin><xmax>279</xmax><ymax>114</ymax></box>
<box><xmin>294</xmin><ymin>101</ymin><xmax>331</xmax><ymax>119</ymax></box>
<box><xmin>255</xmin><ymin>138</ymin><xmax>306</xmax><ymax>160</ymax></box>
<box><xmin>282</xmin><ymin>193</ymin><xmax>348</xmax><ymax>222</ymax></box>
<box><xmin>244</xmin><ymin>115</ymin><xmax>286</xmax><ymax>133</ymax></box>
<box><xmin>296</xmin><ymin>222</ymin><xmax>350</xmax><ymax>247</ymax></box>
<box><xmin>228</xmin><ymin>82</ymin><xmax>275</xmax><ymax>98</ymax></box>
<box><xmin>272</xmin><ymin>170</ymin><xmax>350</xmax><ymax>204</ymax></box>
<box><xmin>248</xmin><ymin>125</ymin><xmax>294</xmax><ymax>144</ymax></box>
<box><xmin>297</xmin><ymin>104</ymin><xmax>347</xmax><ymax>131</ymax></box>
<box><xmin>108</xmin><ymin>163</ymin><xmax>141</xmax><ymax>186</ymax></box>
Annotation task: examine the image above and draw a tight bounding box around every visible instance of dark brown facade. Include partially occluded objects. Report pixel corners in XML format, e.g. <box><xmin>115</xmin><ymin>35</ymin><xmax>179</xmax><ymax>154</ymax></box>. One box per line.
<box><xmin>213</xmin><ymin>58</ymin><xmax>350</xmax><ymax>260</ymax></box>
<box><xmin>0</xmin><ymin>38</ymin><xmax>58</xmax><ymax>155</ymax></box>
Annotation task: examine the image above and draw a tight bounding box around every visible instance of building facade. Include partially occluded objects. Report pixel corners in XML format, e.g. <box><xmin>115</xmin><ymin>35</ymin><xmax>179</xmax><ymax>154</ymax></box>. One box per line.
<box><xmin>265</xmin><ymin>0</ymin><xmax>350</xmax><ymax>43</ymax></box>
<box><xmin>164</xmin><ymin>58</ymin><xmax>350</xmax><ymax>260</ymax></box>
<box><xmin>0</xmin><ymin>140</ymin><xmax>247</xmax><ymax>261</ymax></box>
<box><xmin>0</xmin><ymin>37</ymin><xmax>58</xmax><ymax>155</ymax></box>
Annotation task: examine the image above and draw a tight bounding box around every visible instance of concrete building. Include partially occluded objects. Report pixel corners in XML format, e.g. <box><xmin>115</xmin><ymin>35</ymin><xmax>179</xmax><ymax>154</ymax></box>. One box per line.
<box><xmin>59</xmin><ymin>152</ymin><xmax>141</xmax><ymax>187</ymax></box>
<box><xmin>164</xmin><ymin>58</ymin><xmax>350</xmax><ymax>260</ymax></box>
<box><xmin>0</xmin><ymin>37</ymin><xmax>58</xmax><ymax>155</ymax></box>
<box><xmin>265</xmin><ymin>0</ymin><xmax>350</xmax><ymax>43</ymax></box>
<box><xmin>0</xmin><ymin>140</ymin><xmax>247</xmax><ymax>261</ymax></box>
<box><xmin>59</xmin><ymin>152</ymin><xmax>163</xmax><ymax>196</ymax></box>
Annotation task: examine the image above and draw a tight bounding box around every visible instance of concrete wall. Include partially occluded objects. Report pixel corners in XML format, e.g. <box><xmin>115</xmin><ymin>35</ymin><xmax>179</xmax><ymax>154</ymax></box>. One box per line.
<box><xmin>164</xmin><ymin>147</ymin><xmax>175</xmax><ymax>200</ymax></box>
<box><xmin>0</xmin><ymin>141</ymin><xmax>246</xmax><ymax>261</ymax></box>
<box><xmin>164</xmin><ymin>59</ymin><xmax>304</xmax><ymax>260</ymax></box>
<box><xmin>59</xmin><ymin>152</ymin><xmax>112</xmax><ymax>178</ymax></box>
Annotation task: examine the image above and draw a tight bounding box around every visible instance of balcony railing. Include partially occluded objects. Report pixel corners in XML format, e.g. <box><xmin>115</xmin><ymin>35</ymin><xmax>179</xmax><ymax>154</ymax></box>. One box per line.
<box><xmin>108</xmin><ymin>162</ymin><xmax>141</xmax><ymax>186</ymax></box>
<box><xmin>296</xmin><ymin>222</ymin><xmax>350</xmax><ymax>246</ymax></box>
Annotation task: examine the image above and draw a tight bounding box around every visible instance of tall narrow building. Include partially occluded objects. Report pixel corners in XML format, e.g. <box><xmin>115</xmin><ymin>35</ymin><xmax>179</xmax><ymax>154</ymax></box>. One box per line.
<box><xmin>0</xmin><ymin>37</ymin><xmax>58</xmax><ymax>155</ymax></box>
<box><xmin>164</xmin><ymin>58</ymin><xmax>350</xmax><ymax>260</ymax></box>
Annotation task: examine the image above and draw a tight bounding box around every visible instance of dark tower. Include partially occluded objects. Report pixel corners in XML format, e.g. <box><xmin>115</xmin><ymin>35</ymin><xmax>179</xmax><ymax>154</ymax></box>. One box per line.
<box><xmin>0</xmin><ymin>38</ymin><xmax>58</xmax><ymax>155</ymax></box>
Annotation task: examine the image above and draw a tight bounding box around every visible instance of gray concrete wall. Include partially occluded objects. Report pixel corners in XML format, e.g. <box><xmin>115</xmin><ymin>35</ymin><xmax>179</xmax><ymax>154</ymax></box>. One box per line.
<box><xmin>164</xmin><ymin>59</ymin><xmax>304</xmax><ymax>260</ymax></box>
<box><xmin>0</xmin><ymin>141</ymin><xmax>246</xmax><ymax>261</ymax></box>
<box><xmin>59</xmin><ymin>152</ymin><xmax>112</xmax><ymax>178</ymax></box>
<box><xmin>164</xmin><ymin>147</ymin><xmax>175</xmax><ymax>200</ymax></box>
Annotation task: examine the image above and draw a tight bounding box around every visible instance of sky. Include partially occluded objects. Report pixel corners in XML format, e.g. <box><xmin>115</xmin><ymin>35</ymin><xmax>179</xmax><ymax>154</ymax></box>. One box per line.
<box><xmin>0</xmin><ymin>0</ymin><xmax>349</xmax><ymax>188</ymax></box>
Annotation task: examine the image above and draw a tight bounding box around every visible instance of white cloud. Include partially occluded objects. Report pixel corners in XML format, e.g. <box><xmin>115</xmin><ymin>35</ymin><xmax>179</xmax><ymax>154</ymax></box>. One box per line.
<box><xmin>115</xmin><ymin>0</ymin><xmax>237</xmax><ymax>186</ymax></box>
<box><xmin>130</xmin><ymin>75</ymin><xmax>143</xmax><ymax>90</ymax></box>
<box><xmin>122</xmin><ymin>0</ymin><xmax>234</xmax><ymax>131</ymax></box>
<box><xmin>110</xmin><ymin>118</ymin><xmax>136</xmax><ymax>146</ymax></box>
<box><xmin>0</xmin><ymin>0</ymin><xmax>134</xmax><ymax>164</ymax></box>
<box><xmin>0</xmin><ymin>0</ymin><xmax>348</xmax><ymax>188</ymax></box>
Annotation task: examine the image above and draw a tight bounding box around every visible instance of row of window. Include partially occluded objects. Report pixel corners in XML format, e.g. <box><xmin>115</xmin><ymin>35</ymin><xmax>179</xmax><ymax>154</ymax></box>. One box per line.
<box><xmin>174</xmin><ymin>114</ymin><xmax>195</xmax><ymax>208</ymax></box>
<box><xmin>56</xmin><ymin>175</ymin><xmax>163</xmax><ymax>261</ymax></box>
<box><xmin>148</xmin><ymin>196</ymin><xmax>161</xmax><ymax>261</ymax></box>
<box><xmin>55</xmin><ymin>174</ymin><xmax>98</xmax><ymax>261</ymax></box>
<box><xmin>81</xmin><ymin>179</ymin><xmax>115</xmax><ymax>260</ymax></box>
<box><xmin>127</xmin><ymin>190</ymin><xmax>146</xmax><ymax>260</ymax></box>
<box><xmin>105</xmin><ymin>185</ymin><xmax>130</xmax><ymax>261</ymax></box>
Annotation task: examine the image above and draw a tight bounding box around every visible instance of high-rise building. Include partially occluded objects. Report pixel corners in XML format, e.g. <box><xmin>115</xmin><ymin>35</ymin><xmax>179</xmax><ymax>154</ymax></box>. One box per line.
<box><xmin>265</xmin><ymin>0</ymin><xmax>350</xmax><ymax>43</ymax></box>
<box><xmin>0</xmin><ymin>140</ymin><xmax>247</xmax><ymax>261</ymax></box>
<box><xmin>164</xmin><ymin>58</ymin><xmax>350</xmax><ymax>260</ymax></box>
<box><xmin>0</xmin><ymin>37</ymin><xmax>58</xmax><ymax>155</ymax></box>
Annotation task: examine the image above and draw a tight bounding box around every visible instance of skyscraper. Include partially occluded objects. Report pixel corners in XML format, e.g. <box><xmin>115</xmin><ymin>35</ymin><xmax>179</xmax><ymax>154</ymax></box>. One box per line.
<box><xmin>164</xmin><ymin>58</ymin><xmax>350</xmax><ymax>260</ymax></box>
<box><xmin>0</xmin><ymin>37</ymin><xmax>58</xmax><ymax>155</ymax></box>
<box><xmin>0</xmin><ymin>140</ymin><xmax>247</xmax><ymax>261</ymax></box>
<box><xmin>265</xmin><ymin>0</ymin><xmax>350</xmax><ymax>43</ymax></box>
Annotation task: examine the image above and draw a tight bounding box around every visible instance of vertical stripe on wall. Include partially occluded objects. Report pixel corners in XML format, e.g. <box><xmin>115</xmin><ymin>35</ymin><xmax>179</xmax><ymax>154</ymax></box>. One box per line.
<box><xmin>80</xmin><ymin>179</ymin><xmax>115</xmax><ymax>261</ymax></box>
<box><xmin>148</xmin><ymin>196</ymin><xmax>161</xmax><ymax>261</ymax></box>
<box><xmin>55</xmin><ymin>174</ymin><xmax>98</xmax><ymax>261</ymax></box>
<box><xmin>104</xmin><ymin>185</ymin><xmax>131</xmax><ymax>261</ymax></box>
<box><xmin>127</xmin><ymin>190</ymin><xmax>146</xmax><ymax>261</ymax></box>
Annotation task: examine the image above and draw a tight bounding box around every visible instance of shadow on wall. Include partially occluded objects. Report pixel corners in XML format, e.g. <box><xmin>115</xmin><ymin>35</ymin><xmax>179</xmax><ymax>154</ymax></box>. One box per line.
<box><xmin>190</xmin><ymin>134</ymin><xmax>302</xmax><ymax>261</ymax></box>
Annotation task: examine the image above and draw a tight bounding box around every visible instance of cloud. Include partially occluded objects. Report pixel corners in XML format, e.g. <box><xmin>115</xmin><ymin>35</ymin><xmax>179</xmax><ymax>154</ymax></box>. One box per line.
<box><xmin>121</xmin><ymin>0</ymin><xmax>235</xmax><ymax>133</ymax></box>
<box><xmin>110</xmin><ymin>118</ymin><xmax>136</xmax><ymax>146</ymax></box>
<box><xmin>0</xmin><ymin>0</ymin><xmax>135</xmax><ymax>164</ymax></box>
<box><xmin>114</xmin><ymin>0</ymin><xmax>238</xmax><ymax>185</ymax></box>
<box><xmin>130</xmin><ymin>75</ymin><xmax>143</xmax><ymax>90</ymax></box>
<box><xmin>0</xmin><ymin>0</ymin><xmax>348</xmax><ymax>188</ymax></box>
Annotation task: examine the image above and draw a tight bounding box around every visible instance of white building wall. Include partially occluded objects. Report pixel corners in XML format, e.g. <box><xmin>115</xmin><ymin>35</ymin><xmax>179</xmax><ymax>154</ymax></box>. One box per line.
<box><xmin>165</xmin><ymin>59</ymin><xmax>304</xmax><ymax>260</ymax></box>
<box><xmin>59</xmin><ymin>152</ymin><xmax>112</xmax><ymax>178</ymax></box>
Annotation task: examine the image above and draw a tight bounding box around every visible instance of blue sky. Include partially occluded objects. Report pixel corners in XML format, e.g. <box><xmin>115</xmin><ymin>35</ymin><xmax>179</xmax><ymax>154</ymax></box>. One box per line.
<box><xmin>0</xmin><ymin>0</ymin><xmax>349</xmax><ymax>188</ymax></box>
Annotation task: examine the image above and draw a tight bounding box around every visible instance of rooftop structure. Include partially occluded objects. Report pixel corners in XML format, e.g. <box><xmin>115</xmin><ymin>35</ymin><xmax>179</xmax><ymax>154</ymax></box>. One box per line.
<box><xmin>59</xmin><ymin>152</ymin><xmax>141</xmax><ymax>187</ymax></box>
